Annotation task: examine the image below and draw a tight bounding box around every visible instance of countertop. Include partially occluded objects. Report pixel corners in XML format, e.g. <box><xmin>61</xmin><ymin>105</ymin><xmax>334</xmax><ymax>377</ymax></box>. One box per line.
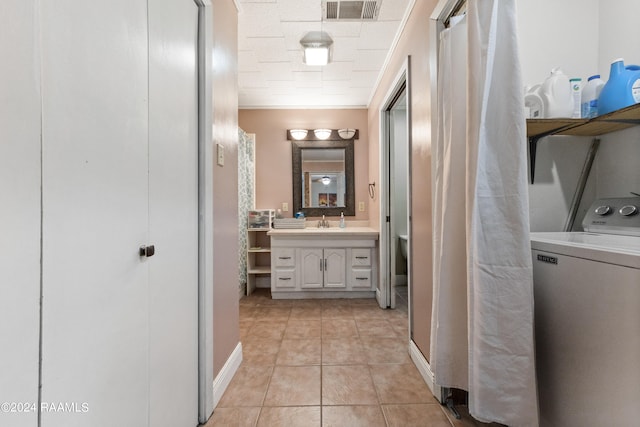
<box><xmin>268</xmin><ymin>226</ymin><xmax>379</xmax><ymax>239</ymax></box>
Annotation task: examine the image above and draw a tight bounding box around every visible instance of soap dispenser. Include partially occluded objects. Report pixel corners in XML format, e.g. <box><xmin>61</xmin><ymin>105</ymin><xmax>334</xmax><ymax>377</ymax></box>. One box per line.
<box><xmin>339</xmin><ymin>212</ymin><xmax>345</xmax><ymax>228</ymax></box>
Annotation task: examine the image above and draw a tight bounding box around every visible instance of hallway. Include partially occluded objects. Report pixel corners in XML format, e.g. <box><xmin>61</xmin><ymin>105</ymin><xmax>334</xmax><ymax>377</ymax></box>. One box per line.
<box><xmin>204</xmin><ymin>289</ymin><xmax>487</xmax><ymax>426</ymax></box>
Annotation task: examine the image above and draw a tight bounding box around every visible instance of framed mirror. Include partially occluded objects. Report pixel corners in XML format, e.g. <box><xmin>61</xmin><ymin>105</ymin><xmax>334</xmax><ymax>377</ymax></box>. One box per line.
<box><xmin>292</xmin><ymin>139</ymin><xmax>355</xmax><ymax>217</ymax></box>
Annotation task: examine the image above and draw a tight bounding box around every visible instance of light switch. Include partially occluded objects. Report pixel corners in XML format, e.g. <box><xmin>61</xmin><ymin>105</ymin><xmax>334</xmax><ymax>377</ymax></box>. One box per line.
<box><xmin>216</xmin><ymin>143</ymin><xmax>224</xmax><ymax>166</ymax></box>
<box><xmin>359</xmin><ymin>201</ymin><xmax>365</xmax><ymax>212</ymax></box>
<box><xmin>282</xmin><ymin>202</ymin><xmax>289</xmax><ymax>212</ymax></box>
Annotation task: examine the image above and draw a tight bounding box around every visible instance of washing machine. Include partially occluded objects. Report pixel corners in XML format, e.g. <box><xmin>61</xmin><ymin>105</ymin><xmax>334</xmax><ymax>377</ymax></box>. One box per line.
<box><xmin>531</xmin><ymin>197</ymin><xmax>640</xmax><ymax>427</ymax></box>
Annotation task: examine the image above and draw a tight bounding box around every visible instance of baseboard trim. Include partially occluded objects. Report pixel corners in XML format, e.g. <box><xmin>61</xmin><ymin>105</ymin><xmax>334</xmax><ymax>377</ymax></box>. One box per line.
<box><xmin>212</xmin><ymin>342</ymin><xmax>243</xmax><ymax>409</ymax></box>
<box><xmin>271</xmin><ymin>291</ymin><xmax>375</xmax><ymax>299</ymax></box>
<box><xmin>409</xmin><ymin>339</ymin><xmax>442</xmax><ymax>403</ymax></box>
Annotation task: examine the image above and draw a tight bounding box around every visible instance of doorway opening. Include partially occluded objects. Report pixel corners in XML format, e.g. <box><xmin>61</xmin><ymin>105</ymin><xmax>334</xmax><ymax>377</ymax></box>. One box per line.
<box><xmin>379</xmin><ymin>58</ymin><xmax>412</xmax><ymax>320</ymax></box>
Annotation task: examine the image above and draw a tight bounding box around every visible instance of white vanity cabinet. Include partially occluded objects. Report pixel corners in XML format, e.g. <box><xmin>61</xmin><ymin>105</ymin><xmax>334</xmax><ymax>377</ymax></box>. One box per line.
<box><xmin>268</xmin><ymin>227</ymin><xmax>378</xmax><ymax>299</ymax></box>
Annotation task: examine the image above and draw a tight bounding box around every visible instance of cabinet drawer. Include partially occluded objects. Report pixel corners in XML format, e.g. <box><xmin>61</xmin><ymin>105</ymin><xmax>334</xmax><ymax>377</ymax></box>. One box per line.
<box><xmin>351</xmin><ymin>249</ymin><xmax>371</xmax><ymax>267</ymax></box>
<box><xmin>274</xmin><ymin>269</ymin><xmax>296</xmax><ymax>289</ymax></box>
<box><xmin>351</xmin><ymin>269</ymin><xmax>372</xmax><ymax>288</ymax></box>
<box><xmin>274</xmin><ymin>249</ymin><xmax>295</xmax><ymax>267</ymax></box>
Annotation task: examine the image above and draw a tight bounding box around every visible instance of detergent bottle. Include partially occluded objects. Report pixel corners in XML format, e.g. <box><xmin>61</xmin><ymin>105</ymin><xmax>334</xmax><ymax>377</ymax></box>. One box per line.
<box><xmin>581</xmin><ymin>75</ymin><xmax>605</xmax><ymax>118</ymax></box>
<box><xmin>598</xmin><ymin>58</ymin><xmax>640</xmax><ymax>115</ymax></box>
<box><xmin>540</xmin><ymin>68</ymin><xmax>573</xmax><ymax>118</ymax></box>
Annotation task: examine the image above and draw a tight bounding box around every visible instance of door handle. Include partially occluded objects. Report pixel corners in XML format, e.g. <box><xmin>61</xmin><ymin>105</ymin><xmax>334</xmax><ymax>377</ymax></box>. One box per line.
<box><xmin>139</xmin><ymin>245</ymin><xmax>155</xmax><ymax>257</ymax></box>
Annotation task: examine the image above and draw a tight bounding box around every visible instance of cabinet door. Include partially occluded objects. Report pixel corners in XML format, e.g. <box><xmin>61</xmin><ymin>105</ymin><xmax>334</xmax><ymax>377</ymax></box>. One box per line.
<box><xmin>300</xmin><ymin>248</ymin><xmax>323</xmax><ymax>289</ymax></box>
<box><xmin>324</xmin><ymin>248</ymin><xmax>346</xmax><ymax>288</ymax></box>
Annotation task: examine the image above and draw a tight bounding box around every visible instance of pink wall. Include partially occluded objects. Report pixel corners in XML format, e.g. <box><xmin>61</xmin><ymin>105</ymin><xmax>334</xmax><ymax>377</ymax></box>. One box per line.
<box><xmin>367</xmin><ymin>1</ymin><xmax>438</xmax><ymax>361</ymax></box>
<box><xmin>238</xmin><ymin>109</ymin><xmax>369</xmax><ymax>220</ymax></box>
<box><xmin>212</xmin><ymin>0</ymin><xmax>240</xmax><ymax>377</ymax></box>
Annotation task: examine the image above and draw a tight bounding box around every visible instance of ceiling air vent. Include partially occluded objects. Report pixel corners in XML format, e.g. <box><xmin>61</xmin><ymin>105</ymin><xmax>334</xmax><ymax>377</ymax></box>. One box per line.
<box><xmin>323</xmin><ymin>0</ymin><xmax>382</xmax><ymax>21</ymax></box>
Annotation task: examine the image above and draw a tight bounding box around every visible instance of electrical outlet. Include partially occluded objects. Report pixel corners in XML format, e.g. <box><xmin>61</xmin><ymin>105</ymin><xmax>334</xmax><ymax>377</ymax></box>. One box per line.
<box><xmin>359</xmin><ymin>201</ymin><xmax>365</xmax><ymax>212</ymax></box>
<box><xmin>282</xmin><ymin>202</ymin><xmax>288</xmax><ymax>212</ymax></box>
<box><xmin>216</xmin><ymin>143</ymin><xmax>224</xmax><ymax>166</ymax></box>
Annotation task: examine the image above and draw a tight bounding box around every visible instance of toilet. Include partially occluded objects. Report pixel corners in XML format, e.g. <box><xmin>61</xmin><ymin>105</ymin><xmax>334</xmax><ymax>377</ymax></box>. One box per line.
<box><xmin>398</xmin><ymin>234</ymin><xmax>408</xmax><ymax>259</ymax></box>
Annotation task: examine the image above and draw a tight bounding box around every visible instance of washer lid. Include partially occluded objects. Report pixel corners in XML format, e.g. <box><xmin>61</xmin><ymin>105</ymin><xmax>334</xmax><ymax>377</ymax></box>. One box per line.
<box><xmin>530</xmin><ymin>232</ymin><xmax>640</xmax><ymax>268</ymax></box>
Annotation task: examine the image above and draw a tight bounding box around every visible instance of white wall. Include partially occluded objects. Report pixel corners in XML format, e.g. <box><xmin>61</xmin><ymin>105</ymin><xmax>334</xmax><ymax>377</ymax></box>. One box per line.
<box><xmin>518</xmin><ymin>0</ymin><xmax>599</xmax><ymax>88</ymax></box>
<box><xmin>598</xmin><ymin>0</ymin><xmax>640</xmax><ymax>76</ymax></box>
<box><xmin>519</xmin><ymin>0</ymin><xmax>640</xmax><ymax>231</ymax></box>
<box><xmin>392</xmin><ymin>108</ymin><xmax>409</xmax><ymax>237</ymax></box>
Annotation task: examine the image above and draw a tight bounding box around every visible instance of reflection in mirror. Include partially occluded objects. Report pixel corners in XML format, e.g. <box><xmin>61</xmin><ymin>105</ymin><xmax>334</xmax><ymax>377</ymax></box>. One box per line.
<box><xmin>292</xmin><ymin>139</ymin><xmax>355</xmax><ymax>217</ymax></box>
<box><xmin>301</xmin><ymin>149</ymin><xmax>345</xmax><ymax>208</ymax></box>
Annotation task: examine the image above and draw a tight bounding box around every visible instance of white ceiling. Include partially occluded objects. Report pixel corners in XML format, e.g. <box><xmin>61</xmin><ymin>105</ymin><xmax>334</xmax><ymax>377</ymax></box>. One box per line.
<box><xmin>237</xmin><ymin>0</ymin><xmax>414</xmax><ymax>109</ymax></box>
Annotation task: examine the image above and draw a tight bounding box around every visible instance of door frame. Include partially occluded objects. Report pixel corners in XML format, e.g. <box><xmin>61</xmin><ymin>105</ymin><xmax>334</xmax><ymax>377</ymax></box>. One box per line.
<box><xmin>195</xmin><ymin>0</ymin><xmax>215</xmax><ymax>423</ymax></box>
<box><xmin>378</xmin><ymin>57</ymin><xmax>412</xmax><ymax>311</ymax></box>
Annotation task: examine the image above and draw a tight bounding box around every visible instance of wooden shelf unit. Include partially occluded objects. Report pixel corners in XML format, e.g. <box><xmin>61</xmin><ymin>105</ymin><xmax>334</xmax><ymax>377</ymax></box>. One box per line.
<box><xmin>246</xmin><ymin>228</ymin><xmax>272</xmax><ymax>295</ymax></box>
<box><xmin>526</xmin><ymin>103</ymin><xmax>640</xmax><ymax>182</ymax></box>
<box><xmin>246</xmin><ymin>209</ymin><xmax>275</xmax><ymax>296</ymax></box>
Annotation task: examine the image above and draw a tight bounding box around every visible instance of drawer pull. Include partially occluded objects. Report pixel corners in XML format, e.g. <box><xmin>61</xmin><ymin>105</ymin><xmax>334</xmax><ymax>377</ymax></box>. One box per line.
<box><xmin>356</xmin><ymin>277</ymin><xmax>368</xmax><ymax>280</ymax></box>
<box><xmin>280</xmin><ymin>277</ymin><xmax>292</xmax><ymax>281</ymax></box>
<box><xmin>355</xmin><ymin>256</ymin><xmax>368</xmax><ymax>259</ymax></box>
<box><xmin>279</xmin><ymin>256</ymin><xmax>291</xmax><ymax>260</ymax></box>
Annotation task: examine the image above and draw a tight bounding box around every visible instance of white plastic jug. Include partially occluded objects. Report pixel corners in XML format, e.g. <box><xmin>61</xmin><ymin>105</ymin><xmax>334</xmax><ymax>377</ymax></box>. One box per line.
<box><xmin>540</xmin><ymin>68</ymin><xmax>573</xmax><ymax>118</ymax></box>
<box><xmin>524</xmin><ymin>85</ymin><xmax>544</xmax><ymax>119</ymax></box>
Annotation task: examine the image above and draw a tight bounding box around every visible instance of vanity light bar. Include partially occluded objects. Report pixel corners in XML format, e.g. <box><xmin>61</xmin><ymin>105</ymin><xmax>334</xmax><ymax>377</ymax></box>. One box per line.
<box><xmin>286</xmin><ymin>129</ymin><xmax>359</xmax><ymax>141</ymax></box>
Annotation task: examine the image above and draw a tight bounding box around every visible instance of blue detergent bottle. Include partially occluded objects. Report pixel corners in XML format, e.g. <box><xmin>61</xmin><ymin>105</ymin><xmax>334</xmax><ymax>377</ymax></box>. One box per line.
<box><xmin>598</xmin><ymin>58</ymin><xmax>640</xmax><ymax>115</ymax></box>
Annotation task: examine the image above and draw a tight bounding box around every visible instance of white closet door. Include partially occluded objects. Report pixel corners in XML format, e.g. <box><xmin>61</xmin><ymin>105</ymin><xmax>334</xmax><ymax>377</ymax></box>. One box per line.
<box><xmin>0</xmin><ymin>2</ymin><xmax>41</xmax><ymax>426</ymax></box>
<box><xmin>147</xmin><ymin>0</ymin><xmax>199</xmax><ymax>425</ymax></box>
<box><xmin>40</xmin><ymin>1</ymin><xmax>150</xmax><ymax>425</ymax></box>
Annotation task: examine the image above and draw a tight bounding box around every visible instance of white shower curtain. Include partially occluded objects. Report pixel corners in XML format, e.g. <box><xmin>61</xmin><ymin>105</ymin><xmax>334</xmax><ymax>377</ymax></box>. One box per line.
<box><xmin>431</xmin><ymin>1</ymin><xmax>539</xmax><ymax>425</ymax></box>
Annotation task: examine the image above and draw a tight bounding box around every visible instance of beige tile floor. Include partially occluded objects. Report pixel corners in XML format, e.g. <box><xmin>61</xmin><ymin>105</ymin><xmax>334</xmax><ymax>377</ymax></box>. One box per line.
<box><xmin>203</xmin><ymin>288</ymin><xmax>492</xmax><ymax>427</ymax></box>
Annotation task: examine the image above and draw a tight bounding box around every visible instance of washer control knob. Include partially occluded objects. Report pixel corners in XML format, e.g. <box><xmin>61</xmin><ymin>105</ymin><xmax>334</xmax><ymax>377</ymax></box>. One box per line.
<box><xmin>619</xmin><ymin>205</ymin><xmax>638</xmax><ymax>216</ymax></box>
<box><xmin>594</xmin><ymin>205</ymin><xmax>611</xmax><ymax>216</ymax></box>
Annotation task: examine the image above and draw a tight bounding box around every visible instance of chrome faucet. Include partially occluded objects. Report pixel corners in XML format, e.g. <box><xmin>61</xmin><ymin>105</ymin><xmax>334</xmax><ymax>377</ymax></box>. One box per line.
<box><xmin>317</xmin><ymin>215</ymin><xmax>330</xmax><ymax>228</ymax></box>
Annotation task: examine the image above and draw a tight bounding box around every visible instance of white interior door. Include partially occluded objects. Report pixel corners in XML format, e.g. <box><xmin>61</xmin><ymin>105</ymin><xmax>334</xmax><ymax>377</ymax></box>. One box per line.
<box><xmin>40</xmin><ymin>1</ymin><xmax>151</xmax><ymax>425</ymax></box>
<box><xmin>148</xmin><ymin>0</ymin><xmax>199</xmax><ymax>425</ymax></box>
<box><xmin>0</xmin><ymin>2</ymin><xmax>41</xmax><ymax>426</ymax></box>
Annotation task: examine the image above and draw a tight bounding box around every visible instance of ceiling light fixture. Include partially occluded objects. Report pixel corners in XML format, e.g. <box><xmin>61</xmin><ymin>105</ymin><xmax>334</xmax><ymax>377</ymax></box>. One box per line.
<box><xmin>289</xmin><ymin>129</ymin><xmax>308</xmax><ymax>140</ymax></box>
<box><xmin>300</xmin><ymin>31</ymin><xmax>333</xmax><ymax>66</ymax></box>
<box><xmin>321</xmin><ymin>176</ymin><xmax>331</xmax><ymax>185</ymax></box>
<box><xmin>337</xmin><ymin>128</ymin><xmax>356</xmax><ymax>139</ymax></box>
<box><xmin>314</xmin><ymin>129</ymin><xmax>332</xmax><ymax>140</ymax></box>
